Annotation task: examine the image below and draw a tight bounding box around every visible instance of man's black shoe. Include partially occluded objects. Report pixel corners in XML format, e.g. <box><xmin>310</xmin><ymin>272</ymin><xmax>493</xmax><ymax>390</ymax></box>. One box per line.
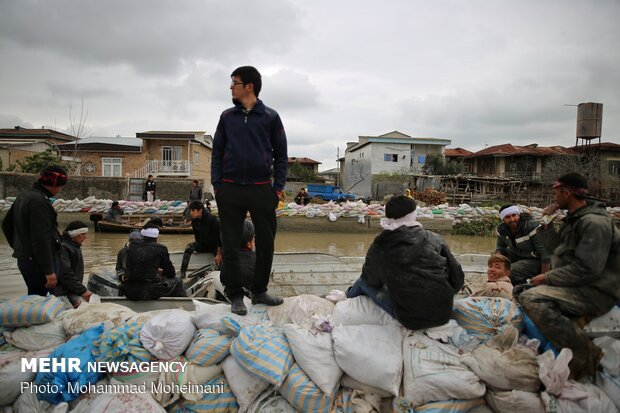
<box><xmin>230</xmin><ymin>297</ymin><xmax>247</xmax><ymax>316</ymax></box>
<box><xmin>252</xmin><ymin>292</ymin><xmax>283</xmax><ymax>306</ymax></box>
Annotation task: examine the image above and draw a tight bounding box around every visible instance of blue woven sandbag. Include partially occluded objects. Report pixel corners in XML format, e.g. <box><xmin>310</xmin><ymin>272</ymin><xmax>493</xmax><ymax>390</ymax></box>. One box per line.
<box><xmin>452</xmin><ymin>297</ymin><xmax>523</xmax><ymax>342</ymax></box>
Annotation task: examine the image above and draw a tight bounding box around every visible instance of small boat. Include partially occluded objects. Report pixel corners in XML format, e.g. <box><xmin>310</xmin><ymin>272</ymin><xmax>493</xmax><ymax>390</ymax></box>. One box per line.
<box><xmin>92</xmin><ymin>213</ymin><xmax>193</xmax><ymax>234</ymax></box>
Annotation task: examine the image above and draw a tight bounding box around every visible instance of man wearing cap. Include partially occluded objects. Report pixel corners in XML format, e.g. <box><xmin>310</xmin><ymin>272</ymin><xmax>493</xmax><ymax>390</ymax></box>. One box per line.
<box><xmin>55</xmin><ymin>221</ymin><xmax>92</xmax><ymax>307</ymax></box>
<box><xmin>495</xmin><ymin>204</ymin><xmax>550</xmax><ymax>285</ymax></box>
<box><xmin>121</xmin><ymin>223</ymin><xmax>185</xmax><ymax>300</ymax></box>
<box><xmin>516</xmin><ymin>172</ymin><xmax>620</xmax><ymax>380</ymax></box>
<box><xmin>2</xmin><ymin>165</ymin><xmax>68</xmax><ymax>295</ymax></box>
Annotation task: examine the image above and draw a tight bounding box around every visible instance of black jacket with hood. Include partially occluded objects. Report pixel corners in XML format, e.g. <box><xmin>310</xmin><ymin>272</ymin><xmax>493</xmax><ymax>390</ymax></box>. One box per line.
<box><xmin>121</xmin><ymin>237</ymin><xmax>176</xmax><ymax>300</ymax></box>
<box><xmin>54</xmin><ymin>234</ymin><xmax>86</xmax><ymax>297</ymax></box>
<box><xmin>361</xmin><ymin>225</ymin><xmax>464</xmax><ymax>330</ymax></box>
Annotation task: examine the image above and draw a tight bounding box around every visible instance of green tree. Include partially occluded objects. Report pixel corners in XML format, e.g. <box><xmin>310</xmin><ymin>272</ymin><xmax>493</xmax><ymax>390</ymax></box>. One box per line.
<box><xmin>16</xmin><ymin>149</ymin><xmax>72</xmax><ymax>173</ymax></box>
<box><xmin>422</xmin><ymin>153</ymin><xmax>465</xmax><ymax>175</ymax></box>
<box><xmin>289</xmin><ymin>161</ymin><xmax>318</xmax><ymax>181</ymax></box>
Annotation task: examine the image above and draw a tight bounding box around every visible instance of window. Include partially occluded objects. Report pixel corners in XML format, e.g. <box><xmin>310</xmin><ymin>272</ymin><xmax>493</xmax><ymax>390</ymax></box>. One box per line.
<box><xmin>384</xmin><ymin>154</ymin><xmax>398</xmax><ymax>162</ymax></box>
<box><xmin>418</xmin><ymin>155</ymin><xmax>426</xmax><ymax>164</ymax></box>
<box><xmin>610</xmin><ymin>160</ymin><xmax>620</xmax><ymax>176</ymax></box>
<box><xmin>102</xmin><ymin>158</ymin><xmax>122</xmax><ymax>177</ymax></box>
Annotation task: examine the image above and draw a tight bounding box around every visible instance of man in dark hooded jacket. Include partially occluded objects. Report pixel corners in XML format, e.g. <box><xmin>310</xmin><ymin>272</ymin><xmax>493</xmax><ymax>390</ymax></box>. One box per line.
<box><xmin>516</xmin><ymin>173</ymin><xmax>620</xmax><ymax>380</ymax></box>
<box><xmin>347</xmin><ymin>195</ymin><xmax>464</xmax><ymax>330</ymax></box>
<box><xmin>179</xmin><ymin>200</ymin><xmax>222</xmax><ymax>277</ymax></box>
<box><xmin>121</xmin><ymin>223</ymin><xmax>185</xmax><ymax>300</ymax></box>
<box><xmin>55</xmin><ymin>221</ymin><xmax>92</xmax><ymax>307</ymax></box>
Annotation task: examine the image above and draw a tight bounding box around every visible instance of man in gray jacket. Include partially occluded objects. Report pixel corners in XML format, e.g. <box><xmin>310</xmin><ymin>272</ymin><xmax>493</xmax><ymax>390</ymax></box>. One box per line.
<box><xmin>55</xmin><ymin>221</ymin><xmax>92</xmax><ymax>307</ymax></box>
<box><xmin>516</xmin><ymin>172</ymin><xmax>620</xmax><ymax>380</ymax></box>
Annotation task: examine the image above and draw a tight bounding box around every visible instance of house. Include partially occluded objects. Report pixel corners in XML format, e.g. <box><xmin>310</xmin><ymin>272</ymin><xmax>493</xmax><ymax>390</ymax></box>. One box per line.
<box><xmin>343</xmin><ymin>131</ymin><xmax>451</xmax><ymax>197</ymax></box>
<box><xmin>57</xmin><ymin>141</ymin><xmax>143</xmax><ymax>177</ymax></box>
<box><xmin>135</xmin><ymin>131</ymin><xmax>213</xmax><ymax>183</ymax></box>
<box><xmin>571</xmin><ymin>142</ymin><xmax>620</xmax><ymax>201</ymax></box>
<box><xmin>318</xmin><ymin>167</ymin><xmax>340</xmax><ymax>185</ymax></box>
<box><xmin>287</xmin><ymin>156</ymin><xmax>321</xmax><ymax>179</ymax></box>
<box><xmin>445</xmin><ymin>148</ymin><xmax>474</xmax><ymax>173</ymax></box>
<box><xmin>466</xmin><ymin>143</ymin><xmax>569</xmax><ymax>180</ymax></box>
<box><xmin>0</xmin><ymin>126</ymin><xmax>77</xmax><ymax>171</ymax></box>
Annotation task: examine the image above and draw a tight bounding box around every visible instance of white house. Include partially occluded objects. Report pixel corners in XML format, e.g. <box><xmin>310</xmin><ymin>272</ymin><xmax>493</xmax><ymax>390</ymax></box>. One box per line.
<box><xmin>343</xmin><ymin>131</ymin><xmax>451</xmax><ymax>198</ymax></box>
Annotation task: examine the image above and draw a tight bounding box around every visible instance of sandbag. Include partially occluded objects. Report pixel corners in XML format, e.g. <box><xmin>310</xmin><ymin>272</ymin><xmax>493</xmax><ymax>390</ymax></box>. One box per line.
<box><xmin>283</xmin><ymin>323</ymin><xmax>341</xmax><ymax>395</ymax></box>
<box><xmin>169</xmin><ymin>374</ymin><xmax>238</xmax><ymax>413</ymax></box>
<box><xmin>230</xmin><ymin>324</ymin><xmax>294</xmax><ymax>387</ymax></box>
<box><xmin>61</xmin><ymin>303</ymin><xmax>136</xmax><ymax>336</ymax></box>
<box><xmin>0</xmin><ymin>348</ymin><xmax>53</xmax><ymax>406</ymax></box>
<box><xmin>332</xmin><ymin>324</ymin><xmax>403</xmax><ymax>396</ymax></box>
<box><xmin>247</xmin><ymin>388</ymin><xmax>296</xmax><ymax>413</ymax></box>
<box><xmin>332</xmin><ymin>387</ymin><xmax>381</xmax><ymax>413</ymax></box>
<box><xmin>192</xmin><ymin>299</ymin><xmax>265</xmax><ymax>332</ymax></box>
<box><xmin>340</xmin><ymin>374</ymin><xmax>392</xmax><ymax>398</ymax></box>
<box><xmin>452</xmin><ymin>297</ymin><xmax>522</xmax><ymax>342</ymax></box>
<box><xmin>185</xmin><ymin>328</ymin><xmax>232</xmax><ymax>366</ymax></box>
<box><xmin>0</xmin><ymin>327</ymin><xmax>8</xmax><ymax>346</ymax></box>
<box><xmin>152</xmin><ymin>357</ymin><xmax>222</xmax><ymax>407</ymax></box>
<box><xmin>140</xmin><ymin>310</ymin><xmax>195</xmax><ymax>360</ymax></box>
<box><xmin>540</xmin><ymin>382</ymin><xmax>618</xmax><ymax>413</ymax></box>
<box><xmin>593</xmin><ymin>336</ymin><xmax>620</xmax><ymax>376</ymax></box>
<box><xmin>462</xmin><ymin>326</ymin><xmax>541</xmax><ymax>392</ymax></box>
<box><xmin>12</xmin><ymin>388</ymin><xmax>68</xmax><ymax>413</ymax></box>
<box><xmin>222</xmin><ymin>355</ymin><xmax>270</xmax><ymax>413</ymax></box>
<box><xmin>268</xmin><ymin>295</ymin><xmax>334</xmax><ymax>329</ymax></box>
<box><xmin>80</xmin><ymin>380</ymin><xmax>165</xmax><ymax>413</ymax></box>
<box><xmin>402</xmin><ymin>332</ymin><xmax>485</xmax><ymax>406</ymax></box>
<box><xmin>277</xmin><ymin>362</ymin><xmax>334</xmax><ymax>413</ymax></box>
<box><xmin>596</xmin><ymin>370</ymin><xmax>620</xmax><ymax>410</ymax></box>
<box><xmin>92</xmin><ymin>322</ymin><xmax>150</xmax><ymax>364</ymax></box>
<box><xmin>485</xmin><ymin>390</ymin><xmax>545</xmax><ymax>413</ymax></box>
<box><xmin>332</xmin><ymin>296</ymin><xmax>401</xmax><ymax>327</ymax></box>
<box><xmin>395</xmin><ymin>397</ymin><xmax>486</xmax><ymax>413</ymax></box>
<box><xmin>3</xmin><ymin>319</ymin><xmax>66</xmax><ymax>351</ymax></box>
<box><xmin>584</xmin><ymin>305</ymin><xmax>620</xmax><ymax>337</ymax></box>
<box><xmin>0</xmin><ymin>295</ymin><xmax>65</xmax><ymax>327</ymax></box>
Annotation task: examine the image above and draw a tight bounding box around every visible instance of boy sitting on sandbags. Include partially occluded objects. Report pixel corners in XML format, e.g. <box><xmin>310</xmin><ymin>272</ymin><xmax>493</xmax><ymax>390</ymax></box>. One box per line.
<box><xmin>347</xmin><ymin>195</ymin><xmax>464</xmax><ymax>330</ymax></box>
<box><xmin>470</xmin><ymin>253</ymin><xmax>513</xmax><ymax>300</ymax></box>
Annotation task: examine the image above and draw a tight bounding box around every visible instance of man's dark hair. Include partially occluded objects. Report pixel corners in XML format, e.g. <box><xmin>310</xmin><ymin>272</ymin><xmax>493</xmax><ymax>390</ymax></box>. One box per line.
<box><xmin>231</xmin><ymin>66</ymin><xmax>262</xmax><ymax>97</ymax></box>
<box><xmin>146</xmin><ymin>218</ymin><xmax>163</xmax><ymax>228</ymax></box>
<box><xmin>148</xmin><ymin>174</ymin><xmax>153</xmax><ymax>179</ymax></box>
<box><xmin>385</xmin><ymin>195</ymin><xmax>417</xmax><ymax>219</ymax></box>
<box><xmin>112</xmin><ymin>201</ymin><xmax>119</xmax><ymax>207</ymax></box>
<box><xmin>557</xmin><ymin>172</ymin><xmax>588</xmax><ymax>200</ymax></box>
<box><xmin>193</xmin><ymin>180</ymin><xmax>199</xmax><ymax>184</ymax></box>
<box><xmin>64</xmin><ymin>220</ymin><xmax>88</xmax><ymax>233</ymax></box>
<box><xmin>241</xmin><ymin>220</ymin><xmax>255</xmax><ymax>248</ymax></box>
<box><xmin>488</xmin><ymin>253</ymin><xmax>511</xmax><ymax>271</ymax></box>
<box><xmin>189</xmin><ymin>200</ymin><xmax>204</xmax><ymax>211</ymax></box>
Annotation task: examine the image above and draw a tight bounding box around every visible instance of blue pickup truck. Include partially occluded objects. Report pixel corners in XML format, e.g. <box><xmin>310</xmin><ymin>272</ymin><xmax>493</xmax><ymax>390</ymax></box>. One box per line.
<box><xmin>306</xmin><ymin>184</ymin><xmax>358</xmax><ymax>202</ymax></box>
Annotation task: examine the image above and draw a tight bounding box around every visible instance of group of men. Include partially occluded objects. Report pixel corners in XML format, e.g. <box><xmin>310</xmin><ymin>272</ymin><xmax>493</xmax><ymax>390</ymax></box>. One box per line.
<box><xmin>3</xmin><ymin>64</ymin><xmax>618</xmax><ymax>381</ymax></box>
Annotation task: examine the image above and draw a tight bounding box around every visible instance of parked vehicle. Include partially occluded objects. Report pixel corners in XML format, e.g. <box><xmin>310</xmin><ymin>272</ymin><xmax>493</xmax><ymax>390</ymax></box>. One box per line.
<box><xmin>306</xmin><ymin>184</ymin><xmax>358</xmax><ymax>202</ymax></box>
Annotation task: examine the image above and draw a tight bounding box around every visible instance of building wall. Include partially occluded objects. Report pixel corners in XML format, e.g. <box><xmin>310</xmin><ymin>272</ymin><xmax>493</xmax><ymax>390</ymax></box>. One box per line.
<box><xmin>76</xmin><ymin>152</ymin><xmax>147</xmax><ymax>177</ymax></box>
<box><xmin>144</xmin><ymin>139</ymin><xmax>192</xmax><ymax>161</ymax></box>
<box><xmin>189</xmin><ymin>143</ymin><xmax>212</xmax><ymax>188</ymax></box>
<box><xmin>344</xmin><ymin>146</ymin><xmax>373</xmax><ymax>197</ymax></box>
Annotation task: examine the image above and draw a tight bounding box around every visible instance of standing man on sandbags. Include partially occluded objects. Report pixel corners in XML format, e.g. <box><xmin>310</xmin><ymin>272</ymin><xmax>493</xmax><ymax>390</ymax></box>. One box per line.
<box><xmin>211</xmin><ymin>65</ymin><xmax>288</xmax><ymax>315</ymax></box>
<box><xmin>2</xmin><ymin>165</ymin><xmax>68</xmax><ymax>295</ymax></box>
<box><xmin>516</xmin><ymin>172</ymin><xmax>620</xmax><ymax>380</ymax></box>
<box><xmin>495</xmin><ymin>204</ymin><xmax>550</xmax><ymax>285</ymax></box>
<box><xmin>144</xmin><ymin>174</ymin><xmax>156</xmax><ymax>202</ymax></box>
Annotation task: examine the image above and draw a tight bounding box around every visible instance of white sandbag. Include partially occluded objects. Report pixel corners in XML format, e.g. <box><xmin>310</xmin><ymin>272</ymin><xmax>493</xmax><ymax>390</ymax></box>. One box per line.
<box><xmin>402</xmin><ymin>331</ymin><xmax>486</xmax><ymax>406</ymax></box>
<box><xmin>332</xmin><ymin>296</ymin><xmax>401</xmax><ymax>327</ymax></box>
<box><xmin>268</xmin><ymin>295</ymin><xmax>334</xmax><ymax>329</ymax></box>
<box><xmin>192</xmin><ymin>299</ymin><xmax>262</xmax><ymax>332</ymax></box>
<box><xmin>593</xmin><ymin>336</ymin><xmax>620</xmax><ymax>376</ymax></box>
<box><xmin>596</xmin><ymin>370</ymin><xmax>620</xmax><ymax>410</ymax></box>
<box><xmin>0</xmin><ymin>295</ymin><xmax>65</xmax><ymax>327</ymax></box>
<box><xmin>140</xmin><ymin>310</ymin><xmax>195</xmax><ymax>360</ymax></box>
<box><xmin>61</xmin><ymin>303</ymin><xmax>136</xmax><ymax>336</ymax></box>
<box><xmin>485</xmin><ymin>390</ymin><xmax>545</xmax><ymax>413</ymax></box>
<box><xmin>283</xmin><ymin>323</ymin><xmax>341</xmax><ymax>395</ymax></box>
<box><xmin>0</xmin><ymin>348</ymin><xmax>53</xmax><ymax>406</ymax></box>
<box><xmin>247</xmin><ymin>388</ymin><xmax>296</xmax><ymax>413</ymax></box>
<box><xmin>584</xmin><ymin>305</ymin><xmax>620</xmax><ymax>337</ymax></box>
<box><xmin>540</xmin><ymin>382</ymin><xmax>618</xmax><ymax>413</ymax></box>
<box><xmin>12</xmin><ymin>389</ymin><xmax>68</xmax><ymax>413</ymax></box>
<box><xmin>85</xmin><ymin>381</ymin><xmax>165</xmax><ymax>412</ymax></box>
<box><xmin>462</xmin><ymin>326</ymin><xmax>541</xmax><ymax>392</ymax></box>
<box><xmin>340</xmin><ymin>374</ymin><xmax>392</xmax><ymax>398</ymax></box>
<box><xmin>222</xmin><ymin>355</ymin><xmax>270</xmax><ymax>413</ymax></box>
<box><xmin>3</xmin><ymin>319</ymin><xmax>66</xmax><ymax>351</ymax></box>
<box><xmin>332</xmin><ymin>324</ymin><xmax>402</xmax><ymax>396</ymax></box>
<box><xmin>152</xmin><ymin>361</ymin><xmax>221</xmax><ymax>406</ymax></box>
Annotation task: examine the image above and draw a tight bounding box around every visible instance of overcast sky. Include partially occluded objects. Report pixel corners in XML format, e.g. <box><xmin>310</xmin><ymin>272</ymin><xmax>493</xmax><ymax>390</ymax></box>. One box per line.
<box><xmin>1</xmin><ymin>0</ymin><xmax>618</xmax><ymax>169</ymax></box>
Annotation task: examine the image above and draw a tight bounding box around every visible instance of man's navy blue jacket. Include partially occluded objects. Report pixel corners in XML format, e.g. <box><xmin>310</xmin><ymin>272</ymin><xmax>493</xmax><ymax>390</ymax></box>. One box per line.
<box><xmin>211</xmin><ymin>99</ymin><xmax>288</xmax><ymax>191</ymax></box>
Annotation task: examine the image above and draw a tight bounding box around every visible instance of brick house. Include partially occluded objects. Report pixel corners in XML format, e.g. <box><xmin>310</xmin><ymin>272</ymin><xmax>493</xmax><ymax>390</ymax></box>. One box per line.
<box><xmin>0</xmin><ymin>126</ymin><xmax>77</xmax><ymax>171</ymax></box>
<box><xmin>57</xmin><ymin>141</ymin><xmax>144</xmax><ymax>177</ymax></box>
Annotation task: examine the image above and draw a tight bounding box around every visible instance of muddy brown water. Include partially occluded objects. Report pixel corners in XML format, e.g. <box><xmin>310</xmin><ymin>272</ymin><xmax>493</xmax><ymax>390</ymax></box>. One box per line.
<box><xmin>0</xmin><ymin>218</ymin><xmax>495</xmax><ymax>300</ymax></box>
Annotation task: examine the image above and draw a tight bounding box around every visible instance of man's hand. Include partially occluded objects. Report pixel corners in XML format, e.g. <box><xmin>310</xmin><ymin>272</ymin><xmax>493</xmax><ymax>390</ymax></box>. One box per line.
<box><xmin>214</xmin><ymin>252</ymin><xmax>223</xmax><ymax>267</ymax></box>
<box><xmin>44</xmin><ymin>273</ymin><xmax>57</xmax><ymax>289</ymax></box>
<box><xmin>276</xmin><ymin>190</ymin><xmax>285</xmax><ymax>200</ymax></box>
<box><xmin>530</xmin><ymin>274</ymin><xmax>547</xmax><ymax>286</ymax></box>
<box><xmin>81</xmin><ymin>290</ymin><xmax>93</xmax><ymax>302</ymax></box>
<box><xmin>541</xmin><ymin>263</ymin><xmax>551</xmax><ymax>274</ymax></box>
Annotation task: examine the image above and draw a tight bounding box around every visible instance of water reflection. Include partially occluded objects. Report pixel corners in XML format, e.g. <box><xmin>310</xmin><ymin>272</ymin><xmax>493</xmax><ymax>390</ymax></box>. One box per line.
<box><xmin>0</xmin><ymin>219</ymin><xmax>495</xmax><ymax>299</ymax></box>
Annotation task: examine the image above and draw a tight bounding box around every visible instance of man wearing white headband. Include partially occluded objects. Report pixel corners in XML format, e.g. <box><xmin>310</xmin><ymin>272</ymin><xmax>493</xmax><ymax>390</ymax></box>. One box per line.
<box><xmin>346</xmin><ymin>195</ymin><xmax>464</xmax><ymax>330</ymax></box>
<box><xmin>121</xmin><ymin>222</ymin><xmax>185</xmax><ymax>300</ymax></box>
<box><xmin>495</xmin><ymin>204</ymin><xmax>549</xmax><ymax>285</ymax></box>
<box><xmin>54</xmin><ymin>220</ymin><xmax>92</xmax><ymax>307</ymax></box>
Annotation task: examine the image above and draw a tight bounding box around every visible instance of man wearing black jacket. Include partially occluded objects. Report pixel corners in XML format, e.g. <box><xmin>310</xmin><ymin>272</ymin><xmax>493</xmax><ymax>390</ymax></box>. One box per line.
<box><xmin>55</xmin><ymin>221</ymin><xmax>92</xmax><ymax>307</ymax></box>
<box><xmin>121</xmin><ymin>223</ymin><xmax>185</xmax><ymax>300</ymax></box>
<box><xmin>179</xmin><ymin>200</ymin><xmax>222</xmax><ymax>277</ymax></box>
<box><xmin>2</xmin><ymin>165</ymin><xmax>67</xmax><ymax>295</ymax></box>
<box><xmin>211</xmin><ymin>65</ymin><xmax>288</xmax><ymax>315</ymax></box>
<box><xmin>347</xmin><ymin>195</ymin><xmax>464</xmax><ymax>330</ymax></box>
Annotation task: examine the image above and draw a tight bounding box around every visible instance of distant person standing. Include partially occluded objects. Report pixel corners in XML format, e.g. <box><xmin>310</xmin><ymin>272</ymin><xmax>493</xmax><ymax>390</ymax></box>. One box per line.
<box><xmin>2</xmin><ymin>165</ymin><xmax>68</xmax><ymax>295</ymax></box>
<box><xmin>211</xmin><ymin>65</ymin><xmax>288</xmax><ymax>315</ymax></box>
<box><xmin>55</xmin><ymin>221</ymin><xmax>92</xmax><ymax>308</ymax></box>
<box><xmin>144</xmin><ymin>174</ymin><xmax>156</xmax><ymax>202</ymax></box>
<box><xmin>188</xmin><ymin>180</ymin><xmax>204</xmax><ymax>202</ymax></box>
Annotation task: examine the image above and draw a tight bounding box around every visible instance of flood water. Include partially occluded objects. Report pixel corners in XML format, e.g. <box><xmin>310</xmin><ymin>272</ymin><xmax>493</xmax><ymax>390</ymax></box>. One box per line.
<box><xmin>0</xmin><ymin>218</ymin><xmax>495</xmax><ymax>299</ymax></box>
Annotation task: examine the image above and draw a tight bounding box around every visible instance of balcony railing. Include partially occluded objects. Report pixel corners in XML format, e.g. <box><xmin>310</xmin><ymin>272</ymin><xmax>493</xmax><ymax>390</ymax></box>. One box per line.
<box><xmin>132</xmin><ymin>160</ymin><xmax>191</xmax><ymax>178</ymax></box>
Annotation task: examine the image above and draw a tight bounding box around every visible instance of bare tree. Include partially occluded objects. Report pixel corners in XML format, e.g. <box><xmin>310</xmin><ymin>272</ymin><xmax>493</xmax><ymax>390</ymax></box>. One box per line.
<box><xmin>67</xmin><ymin>99</ymin><xmax>89</xmax><ymax>175</ymax></box>
<box><xmin>541</xmin><ymin>149</ymin><xmax>601</xmax><ymax>195</ymax></box>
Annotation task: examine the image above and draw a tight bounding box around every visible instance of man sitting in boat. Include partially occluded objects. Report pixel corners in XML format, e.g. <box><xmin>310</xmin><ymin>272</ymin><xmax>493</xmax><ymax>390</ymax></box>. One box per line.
<box><xmin>115</xmin><ymin>230</ymin><xmax>143</xmax><ymax>279</ymax></box>
<box><xmin>220</xmin><ymin>219</ymin><xmax>256</xmax><ymax>294</ymax></box>
<box><xmin>179</xmin><ymin>200</ymin><xmax>223</xmax><ymax>277</ymax></box>
<box><xmin>106</xmin><ymin>201</ymin><xmax>126</xmax><ymax>223</ymax></box>
<box><xmin>515</xmin><ymin>172</ymin><xmax>620</xmax><ymax>380</ymax></box>
<box><xmin>55</xmin><ymin>220</ymin><xmax>93</xmax><ymax>308</ymax></box>
<box><xmin>470</xmin><ymin>253</ymin><xmax>513</xmax><ymax>300</ymax></box>
<box><xmin>495</xmin><ymin>204</ymin><xmax>550</xmax><ymax>285</ymax></box>
<box><xmin>347</xmin><ymin>195</ymin><xmax>464</xmax><ymax>330</ymax></box>
<box><xmin>121</xmin><ymin>222</ymin><xmax>186</xmax><ymax>300</ymax></box>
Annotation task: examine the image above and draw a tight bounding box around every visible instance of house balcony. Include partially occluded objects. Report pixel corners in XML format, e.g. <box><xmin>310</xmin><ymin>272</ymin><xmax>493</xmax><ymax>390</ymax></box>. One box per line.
<box><xmin>132</xmin><ymin>160</ymin><xmax>191</xmax><ymax>178</ymax></box>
